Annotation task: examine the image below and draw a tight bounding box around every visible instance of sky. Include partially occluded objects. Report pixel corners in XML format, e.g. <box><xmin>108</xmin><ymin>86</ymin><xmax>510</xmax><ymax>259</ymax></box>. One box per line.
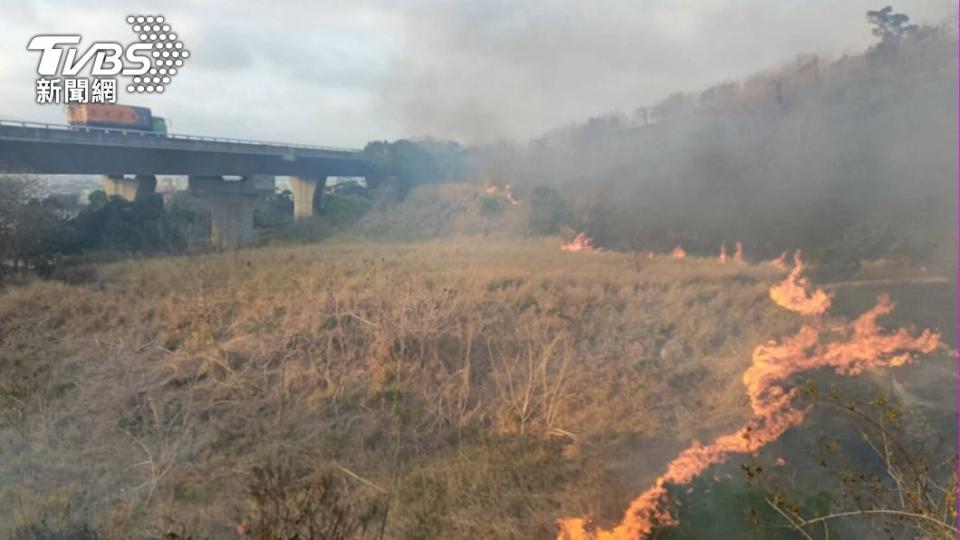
<box><xmin>0</xmin><ymin>0</ymin><xmax>953</xmax><ymax>148</ymax></box>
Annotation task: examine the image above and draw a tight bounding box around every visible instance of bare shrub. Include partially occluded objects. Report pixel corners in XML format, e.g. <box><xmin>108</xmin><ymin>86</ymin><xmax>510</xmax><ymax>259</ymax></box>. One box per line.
<box><xmin>246</xmin><ymin>459</ymin><xmax>386</xmax><ymax>540</ymax></box>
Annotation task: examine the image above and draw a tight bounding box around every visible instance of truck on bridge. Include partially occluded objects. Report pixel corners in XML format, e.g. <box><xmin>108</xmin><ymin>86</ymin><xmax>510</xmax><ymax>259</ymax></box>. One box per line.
<box><xmin>67</xmin><ymin>104</ymin><xmax>169</xmax><ymax>135</ymax></box>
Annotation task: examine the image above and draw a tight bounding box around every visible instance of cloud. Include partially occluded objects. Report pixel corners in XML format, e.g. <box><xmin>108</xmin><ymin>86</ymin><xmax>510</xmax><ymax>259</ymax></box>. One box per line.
<box><xmin>0</xmin><ymin>0</ymin><xmax>401</xmax><ymax>147</ymax></box>
<box><xmin>0</xmin><ymin>0</ymin><xmax>952</xmax><ymax>146</ymax></box>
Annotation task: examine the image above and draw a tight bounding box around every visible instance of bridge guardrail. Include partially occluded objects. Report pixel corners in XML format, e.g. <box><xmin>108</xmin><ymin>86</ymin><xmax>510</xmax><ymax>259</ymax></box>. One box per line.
<box><xmin>0</xmin><ymin>118</ymin><xmax>363</xmax><ymax>155</ymax></box>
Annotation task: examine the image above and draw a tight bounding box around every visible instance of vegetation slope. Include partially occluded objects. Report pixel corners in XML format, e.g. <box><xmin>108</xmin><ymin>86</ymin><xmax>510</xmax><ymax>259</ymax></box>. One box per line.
<box><xmin>0</xmin><ymin>238</ymin><xmax>954</xmax><ymax>539</ymax></box>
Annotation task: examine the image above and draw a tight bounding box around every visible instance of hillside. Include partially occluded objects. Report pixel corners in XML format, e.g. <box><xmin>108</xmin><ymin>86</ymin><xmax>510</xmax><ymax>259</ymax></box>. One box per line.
<box><xmin>0</xmin><ymin>238</ymin><xmax>953</xmax><ymax>539</ymax></box>
<box><xmin>472</xmin><ymin>26</ymin><xmax>958</xmax><ymax>271</ymax></box>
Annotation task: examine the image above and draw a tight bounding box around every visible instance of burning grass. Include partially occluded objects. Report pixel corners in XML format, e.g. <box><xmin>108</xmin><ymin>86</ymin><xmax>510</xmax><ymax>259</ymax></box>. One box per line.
<box><xmin>557</xmin><ymin>294</ymin><xmax>943</xmax><ymax>539</ymax></box>
<box><xmin>0</xmin><ymin>238</ymin><xmax>952</xmax><ymax>539</ymax></box>
<box><xmin>769</xmin><ymin>250</ymin><xmax>832</xmax><ymax>316</ymax></box>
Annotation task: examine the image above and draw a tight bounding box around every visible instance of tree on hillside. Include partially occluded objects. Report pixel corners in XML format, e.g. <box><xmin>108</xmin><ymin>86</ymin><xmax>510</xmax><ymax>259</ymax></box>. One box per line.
<box><xmin>0</xmin><ymin>177</ymin><xmax>74</xmax><ymax>279</ymax></box>
<box><xmin>75</xmin><ymin>192</ymin><xmax>191</xmax><ymax>253</ymax></box>
<box><xmin>363</xmin><ymin>139</ymin><xmax>464</xmax><ymax>199</ymax></box>
<box><xmin>867</xmin><ymin>6</ymin><xmax>921</xmax><ymax>51</ymax></box>
<box><xmin>254</xmin><ymin>189</ymin><xmax>294</xmax><ymax>230</ymax></box>
<box><xmin>528</xmin><ymin>185</ymin><xmax>571</xmax><ymax>235</ymax></box>
<box><xmin>867</xmin><ymin>7</ymin><xmax>920</xmax><ymax>39</ymax></box>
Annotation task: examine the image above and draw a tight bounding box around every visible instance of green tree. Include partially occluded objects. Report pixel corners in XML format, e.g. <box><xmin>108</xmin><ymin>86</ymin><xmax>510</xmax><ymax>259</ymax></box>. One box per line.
<box><xmin>867</xmin><ymin>6</ymin><xmax>920</xmax><ymax>42</ymax></box>
<box><xmin>0</xmin><ymin>177</ymin><xmax>75</xmax><ymax>279</ymax></box>
<box><xmin>866</xmin><ymin>6</ymin><xmax>922</xmax><ymax>56</ymax></box>
<box><xmin>363</xmin><ymin>139</ymin><xmax>464</xmax><ymax>199</ymax></box>
<box><xmin>75</xmin><ymin>192</ymin><xmax>190</xmax><ymax>253</ymax></box>
<box><xmin>254</xmin><ymin>189</ymin><xmax>294</xmax><ymax>229</ymax></box>
<box><xmin>528</xmin><ymin>185</ymin><xmax>571</xmax><ymax>235</ymax></box>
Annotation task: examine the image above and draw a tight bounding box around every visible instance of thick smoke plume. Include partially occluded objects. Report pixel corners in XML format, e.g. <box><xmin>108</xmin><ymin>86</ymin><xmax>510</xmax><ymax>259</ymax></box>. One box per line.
<box><xmin>383</xmin><ymin>0</ymin><xmax>953</xmax><ymax>142</ymax></box>
<box><xmin>459</xmin><ymin>14</ymin><xmax>956</xmax><ymax>270</ymax></box>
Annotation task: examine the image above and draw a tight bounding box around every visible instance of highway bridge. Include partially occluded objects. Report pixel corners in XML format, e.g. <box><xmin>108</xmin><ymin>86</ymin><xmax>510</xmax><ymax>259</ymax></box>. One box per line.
<box><xmin>0</xmin><ymin>119</ymin><xmax>370</xmax><ymax>247</ymax></box>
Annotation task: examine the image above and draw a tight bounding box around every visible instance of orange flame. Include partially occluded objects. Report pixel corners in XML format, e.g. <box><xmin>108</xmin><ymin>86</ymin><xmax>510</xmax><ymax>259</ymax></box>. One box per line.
<box><xmin>556</xmin><ymin>293</ymin><xmax>941</xmax><ymax>540</ymax></box>
<box><xmin>769</xmin><ymin>251</ymin><xmax>789</xmax><ymax>270</ymax></box>
<box><xmin>768</xmin><ymin>250</ymin><xmax>831</xmax><ymax>316</ymax></box>
<box><xmin>719</xmin><ymin>242</ymin><xmax>728</xmax><ymax>264</ymax></box>
<box><xmin>563</xmin><ymin>233</ymin><xmax>601</xmax><ymax>253</ymax></box>
<box><xmin>672</xmin><ymin>245</ymin><xmax>687</xmax><ymax>259</ymax></box>
<box><xmin>733</xmin><ymin>242</ymin><xmax>745</xmax><ymax>265</ymax></box>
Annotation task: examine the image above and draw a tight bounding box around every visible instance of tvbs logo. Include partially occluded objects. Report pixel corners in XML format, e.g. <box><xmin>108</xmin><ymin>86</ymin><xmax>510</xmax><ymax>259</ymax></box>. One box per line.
<box><xmin>28</xmin><ymin>15</ymin><xmax>189</xmax><ymax>104</ymax></box>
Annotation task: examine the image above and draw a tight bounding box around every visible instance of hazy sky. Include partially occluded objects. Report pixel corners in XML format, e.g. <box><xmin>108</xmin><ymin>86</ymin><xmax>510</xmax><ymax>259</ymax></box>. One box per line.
<box><xmin>0</xmin><ymin>0</ymin><xmax>953</xmax><ymax>147</ymax></box>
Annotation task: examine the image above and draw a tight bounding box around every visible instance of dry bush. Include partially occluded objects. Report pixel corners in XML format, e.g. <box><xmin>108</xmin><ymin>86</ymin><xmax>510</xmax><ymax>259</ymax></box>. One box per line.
<box><xmin>245</xmin><ymin>459</ymin><xmax>386</xmax><ymax>540</ymax></box>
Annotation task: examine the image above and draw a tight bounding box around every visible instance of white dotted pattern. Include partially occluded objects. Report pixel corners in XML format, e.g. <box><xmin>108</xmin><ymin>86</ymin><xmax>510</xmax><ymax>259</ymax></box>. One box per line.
<box><xmin>126</xmin><ymin>15</ymin><xmax>188</xmax><ymax>94</ymax></box>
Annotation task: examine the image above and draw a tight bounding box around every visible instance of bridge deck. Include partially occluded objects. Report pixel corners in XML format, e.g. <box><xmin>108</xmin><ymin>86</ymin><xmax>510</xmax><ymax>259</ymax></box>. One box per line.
<box><xmin>0</xmin><ymin>119</ymin><xmax>368</xmax><ymax>177</ymax></box>
<box><xmin>0</xmin><ymin>119</ymin><xmax>363</xmax><ymax>159</ymax></box>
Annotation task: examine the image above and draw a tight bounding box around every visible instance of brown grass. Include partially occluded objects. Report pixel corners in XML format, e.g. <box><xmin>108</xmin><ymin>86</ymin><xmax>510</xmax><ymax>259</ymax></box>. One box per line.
<box><xmin>0</xmin><ymin>238</ymin><xmax>823</xmax><ymax>538</ymax></box>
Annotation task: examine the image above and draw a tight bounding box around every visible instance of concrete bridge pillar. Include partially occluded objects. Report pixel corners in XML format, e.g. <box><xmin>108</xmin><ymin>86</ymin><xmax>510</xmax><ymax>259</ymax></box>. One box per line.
<box><xmin>289</xmin><ymin>176</ymin><xmax>327</xmax><ymax>220</ymax></box>
<box><xmin>188</xmin><ymin>175</ymin><xmax>259</xmax><ymax>249</ymax></box>
<box><xmin>253</xmin><ymin>174</ymin><xmax>276</xmax><ymax>193</ymax></box>
<box><xmin>101</xmin><ymin>174</ymin><xmax>156</xmax><ymax>202</ymax></box>
<box><xmin>208</xmin><ymin>193</ymin><xmax>257</xmax><ymax>249</ymax></box>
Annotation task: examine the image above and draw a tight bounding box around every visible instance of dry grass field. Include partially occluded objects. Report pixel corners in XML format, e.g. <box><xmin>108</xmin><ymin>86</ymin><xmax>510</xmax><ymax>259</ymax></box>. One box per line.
<box><xmin>0</xmin><ymin>238</ymin><xmax>952</xmax><ymax>539</ymax></box>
